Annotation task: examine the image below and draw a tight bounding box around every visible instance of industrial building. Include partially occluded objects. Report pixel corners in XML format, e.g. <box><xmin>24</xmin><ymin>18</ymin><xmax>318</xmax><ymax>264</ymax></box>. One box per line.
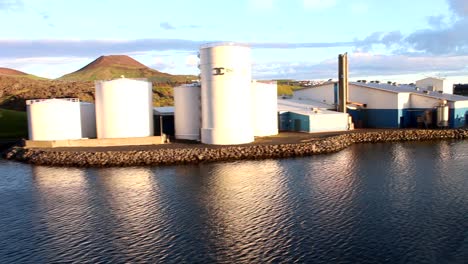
<box><xmin>278</xmin><ymin>99</ymin><xmax>351</xmax><ymax>132</ymax></box>
<box><xmin>293</xmin><ymin>81</ymin><xmax>468</xmax><ymax>129</ymax></box>
<box><xmin>416</xmin><ymin>77</ymin><xmax>454</xmax><ymax>94</ymax></box>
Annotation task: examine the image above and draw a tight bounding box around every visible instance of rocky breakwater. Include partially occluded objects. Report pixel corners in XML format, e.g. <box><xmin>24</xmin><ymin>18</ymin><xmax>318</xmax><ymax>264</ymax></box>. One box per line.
<box><xmin>3</xmin><ymin>129</ymin><xmax>468</xmax><ymax>167</ymax></box>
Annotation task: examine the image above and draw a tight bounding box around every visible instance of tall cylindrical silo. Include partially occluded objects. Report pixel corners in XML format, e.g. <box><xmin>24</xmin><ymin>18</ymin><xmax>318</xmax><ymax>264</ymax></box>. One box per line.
<box><xmin>95</xmin><ymin>78</ymin><xmax>154</xmax><ymax>139</ymax></box>
<box><xmin>80</xmin><ymin>102</ymin><xmax>97</xmax><ymax>139</ymax></box>
<box><xmin>174</xmin><ymin>84</ymin><xmax>201</xmax><ymax>140</ymax></box>
<box><xmin>252</xmin><ymin>80</ymin><xmax>278</xmax><ymax>137</ymax></box>
<box><xmin>199</xmin><ymin>43</ymin><xmax>254</xmax><ymax>145</ymax></box>
<box><xmin>26</xmin><ymin>98</ymin><xmax>82</xmax><ymax>141</ymax></box>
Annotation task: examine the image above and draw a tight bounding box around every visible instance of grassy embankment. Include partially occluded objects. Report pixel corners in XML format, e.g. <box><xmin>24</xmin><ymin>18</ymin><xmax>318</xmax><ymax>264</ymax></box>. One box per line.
<box><xmin>276</xmin><ymin>80</ymin><xmax>303</xmax><ymax>96</ymax></box>
<box><xmin>0</xmin><ymin>108</ymin><xmax>28</xmax><ymax>138</ymax></box>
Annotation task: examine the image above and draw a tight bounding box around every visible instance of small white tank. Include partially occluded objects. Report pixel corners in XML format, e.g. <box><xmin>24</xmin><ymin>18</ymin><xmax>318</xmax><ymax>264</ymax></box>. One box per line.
<box><xmin>174</xmin><ymin>84</ymin><xmax>201</xmax><ymax>140</ymax></box>
<box><xmin>95</xmin><ymin>78</ymin><xmax>154</xmax><ymax>139</ymax></box>
<box><xmin>80</xmin><ymin>102</ymin><xmax>97</xmax><ymax>138</ymax></box>
<box><xmin>27</xmin><ymin>98</ymin><xmax>82</xmax><ymax>141</ymax></box>
<box><xmin>199</xmin><ymin>43</ymin><xmax>254</xmax><ymax>145</ymax></box>
<box><xmin>252</xmin><ymin>80</ymin><xmax>278</xmax><ymax>137</ymax></box>
<box><xmin>437</xmin><ymin>104</ymin><xmax>449</xmax><ymax>127</ymax></box>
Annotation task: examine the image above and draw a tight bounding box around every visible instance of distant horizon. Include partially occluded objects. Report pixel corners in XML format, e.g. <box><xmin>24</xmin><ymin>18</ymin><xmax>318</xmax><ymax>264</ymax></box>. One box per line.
<box><xmin>2</xmin><ymin>52</ymin><xmax>467</xmax><ymax>84</ymax></box>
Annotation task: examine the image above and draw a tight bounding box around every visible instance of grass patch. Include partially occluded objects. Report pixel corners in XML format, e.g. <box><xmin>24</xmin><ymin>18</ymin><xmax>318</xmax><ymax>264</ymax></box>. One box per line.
<box><xmin>277</xmin><ymin>84</ymin><xmax>303</xmax><ymax>96</ymax></box>
<box><xmin>0</xmin><ymin>108</ymin><xmax>28</xmax><ymax>139</ymax></box>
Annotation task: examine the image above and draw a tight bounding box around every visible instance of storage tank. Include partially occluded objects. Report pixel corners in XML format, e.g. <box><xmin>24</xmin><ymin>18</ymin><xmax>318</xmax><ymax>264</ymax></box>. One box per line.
<box><xmin>27</xmin><ymin>98</ymin><xmax>82</xmax><ymax>141</ymax></box>
<box><xmin>252</xmin><ymin>80</ymin><xmax>278</xmax><ymax>137</ymax></box>
<box><xmin>95</xmin><ymin>78</ymin><xmax>153</xmax><ymax>139</ymax></box>
<box><xmin>199</xmin><ymin>43</ymin><xmax>254</xmax><ymax>145</ymax></box>
<box><xmin>437</xmin><ymin>100</ymin><xmax>449</xmax><ymax>127</ymax></box>
<box><xmin>80</xmin><ymin>102</ymin><xmax>97</xmax><ymax>138</ymax></box>
<box><xmin>174</xmin><ymin>84</ymin><xmax>201</xmax><ymax>140</ymax></box>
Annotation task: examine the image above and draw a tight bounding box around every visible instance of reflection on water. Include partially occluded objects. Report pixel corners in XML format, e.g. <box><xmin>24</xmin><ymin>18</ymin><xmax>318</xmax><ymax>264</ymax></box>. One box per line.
<box><xmin>201</xmin><ymin>161</ymin><xmax>290</xmax><ymax>263</ymax></box>
<box><xmin>32</xmin><ymin>166</ymin><xmax>91</xmax><ymax>262</ymax></box>
<box><xmin>0</xmin><ymin>141</ymin><xmax>468</xmax><ymax>263</ymax></box>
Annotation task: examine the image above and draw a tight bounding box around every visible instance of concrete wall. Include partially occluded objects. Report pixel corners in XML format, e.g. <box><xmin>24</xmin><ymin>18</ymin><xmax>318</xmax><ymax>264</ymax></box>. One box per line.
<box><xmin>309</xmin><ymin>113</ymin><xmax>349</xmax><ymax>132</ymax></box>
<box><xmin>410</xmin><ymin>93</ymin><xmax>442</xmax><ymax>108</ymax></box>
<box><xmin>25</xmin><ymin>136</ymin><xmax>164</xmax><ymax>148</ymax></box>
<box><xmin>293</xmin><ymin>84</ymin><xmax>335</xmax><ymax>106</ymax></box>
<box><xmin>349</xmin><ymin>84</ymin><xmax>400</xmax><ymax>109</ymax></box>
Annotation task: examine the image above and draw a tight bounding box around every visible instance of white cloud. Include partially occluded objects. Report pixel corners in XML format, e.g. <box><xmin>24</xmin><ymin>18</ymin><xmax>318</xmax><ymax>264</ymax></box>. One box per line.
<box><xmin>153</xmin><ymin>57</ymin><xmax>165</xmax><ymax>66</ymax></box>
<box><xmin>303</xmin><ymin>0</ymin><xmax>336</xmax><ymax>10</ymax></box>
<box><xmin>0</xmin><ymin>0</ymin><xmax>22</xmax><ymax>11</ymax></box>
<box><xmin>253</xmin><ymin>51</ymin><xmax>468</xmax><ymax>81</ymax></box>
<box><xmin>160</xmin><ymin>22</ymin><xmax>175</xmax><ymax>30</ymax></box>
<box><xmin>150</xmin><ymin>57</ymin><xmax>176</xmax><ymax>72</ymax></box>
<box><xmin>448</xmin><ymin>0</ymin><xmax>468</xmax><ymax>16</ymax></box>
<box><xmin>185</xmin><ymin>55</ymin><xmax>198</xmax><ymax>67</ymax></box>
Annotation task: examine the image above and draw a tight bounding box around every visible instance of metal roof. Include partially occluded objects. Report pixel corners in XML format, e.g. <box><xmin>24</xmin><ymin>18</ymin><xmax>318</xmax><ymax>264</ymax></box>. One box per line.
<box><xmin>153</xmin><ymin>106</ymin><xmax>174</xmax><ymax>115</ymax></box>
<box><xmin>277</xmin><ymin>98</ymin><xmax>344</xmax><ymax>116</ymax></box>
<box><xmin>351</xmin><ymin>82</ymin><xmax>468</xmax><ymax>102</ymax></box>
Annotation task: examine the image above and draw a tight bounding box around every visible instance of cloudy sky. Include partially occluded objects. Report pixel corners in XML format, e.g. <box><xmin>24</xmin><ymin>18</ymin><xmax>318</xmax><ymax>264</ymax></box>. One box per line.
<box><xmin>1</xmin><ymin>0</ymin><xmax>468</xmax><ymax>82</ymax></box>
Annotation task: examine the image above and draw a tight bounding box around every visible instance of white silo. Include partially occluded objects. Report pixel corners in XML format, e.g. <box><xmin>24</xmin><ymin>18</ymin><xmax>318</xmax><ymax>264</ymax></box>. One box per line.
<box><xmin>199</xmin><ymin>43</ymin><xmax>254</xmax><ymax>145</ymax></box>
<box><xmin>80</xmin><ymin>102</ymin><xmax>97</xmax><ymax>139</ymax></box>
<box><xmin>252</xmin><ymin>80</ymin><xmax>278</xmax><ymax>137</ymax></box>
<box><xmin>26</xmin><ymin>98</ymin><xmax>82</xmax><ymax>141</ymax></box>
<box><xmin>174</xmin><ymin>84</ymin><xmax>201</xmax><ymax>140</ymax></box>
<box><xmin>95</xmin><ymin>78</ymin><xmax>154</xmax><ymax>139</ymax></box>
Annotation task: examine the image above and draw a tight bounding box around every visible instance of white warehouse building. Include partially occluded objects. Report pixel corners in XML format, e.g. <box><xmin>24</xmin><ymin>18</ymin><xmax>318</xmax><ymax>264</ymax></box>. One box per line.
<box><xmin>293</xmin><ymin>81</ymin><xmax>468</xmax><ymax>128</ymax></box>
<box><xmin>278</xmin><ymin>98</ymin><xmax>350</xmax><ymax>133</ymax></box>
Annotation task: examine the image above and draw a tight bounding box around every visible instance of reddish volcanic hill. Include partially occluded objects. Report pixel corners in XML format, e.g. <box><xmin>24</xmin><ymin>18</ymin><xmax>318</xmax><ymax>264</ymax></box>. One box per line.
<box><xmin>59</xmin><ymin>54</ymin><xmax>194</xmax><ymax>82</ymax></box>
<box><xmin>76</xmin><ymin>55</ymin><xmax>149</xmax><ymax>71</ymax></box>
<box><xmin>0</xmin><ymin>67</ymin><xmax>28</xmax><ymax>76</ymax></box>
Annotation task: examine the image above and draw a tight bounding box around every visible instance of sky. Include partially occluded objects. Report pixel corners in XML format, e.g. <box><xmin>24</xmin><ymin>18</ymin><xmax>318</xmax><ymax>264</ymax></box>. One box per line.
<box><xmin>1</xmin><ymin>0</ymin><xmax>468</xmax><ymax>83</ymax></box>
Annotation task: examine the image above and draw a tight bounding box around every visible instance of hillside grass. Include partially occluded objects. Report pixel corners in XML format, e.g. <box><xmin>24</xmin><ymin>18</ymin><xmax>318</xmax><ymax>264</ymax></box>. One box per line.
<box><xmin>277</xmin><ymin>84</ymin><xmax>303</xmax><ymax>96</ymax></box>
<box><xmin>0</xmin><ymin>108</ymin><xmax>28</xmax><ymax>138</ymax></box>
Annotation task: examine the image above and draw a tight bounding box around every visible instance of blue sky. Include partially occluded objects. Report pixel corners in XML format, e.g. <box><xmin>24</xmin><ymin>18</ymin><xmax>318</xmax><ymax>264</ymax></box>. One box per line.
<box><xmin>1</xmin><ymin>0</ymin><xmax>468</xmax><ymax>83</ymax></box>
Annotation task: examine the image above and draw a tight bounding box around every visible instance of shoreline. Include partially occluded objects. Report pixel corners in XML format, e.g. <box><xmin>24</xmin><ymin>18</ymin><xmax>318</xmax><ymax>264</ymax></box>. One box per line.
<box><xmin>3</xmin><ymin>129</ymin><xmax>468</xmax><ymax>167</ymax></box>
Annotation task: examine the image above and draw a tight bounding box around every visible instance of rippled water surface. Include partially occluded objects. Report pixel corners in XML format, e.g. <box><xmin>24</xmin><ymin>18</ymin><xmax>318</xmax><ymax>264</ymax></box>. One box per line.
<box><xmin>1</xmin><ymin>141</ymin><xmax>468</xmax><ymax>263</ymax></box>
